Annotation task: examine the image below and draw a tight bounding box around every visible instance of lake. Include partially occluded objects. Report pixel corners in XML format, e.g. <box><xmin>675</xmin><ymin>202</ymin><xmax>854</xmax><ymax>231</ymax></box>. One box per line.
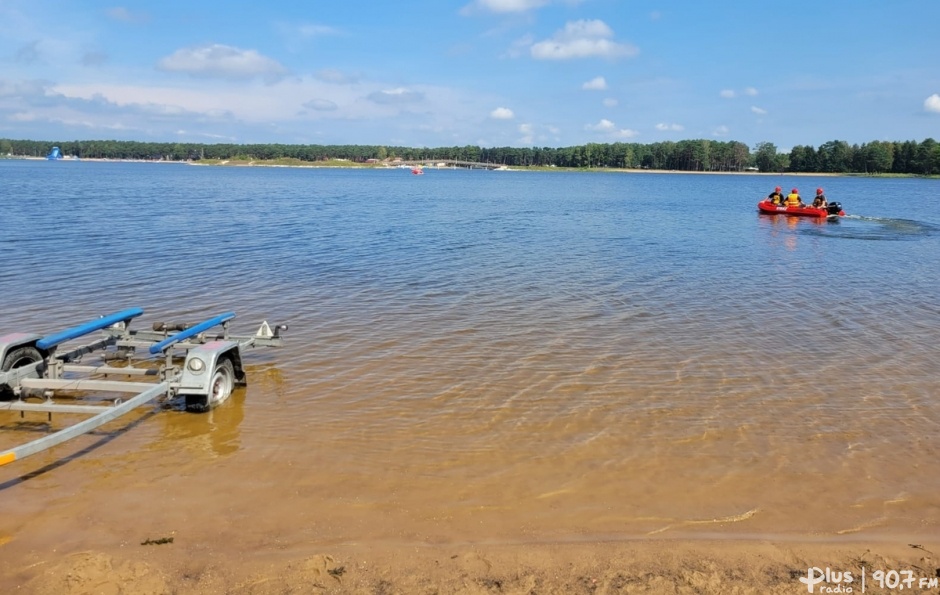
<box><xmin>1</xmin><ymin>159</ymin><xmax>938</xmax><ymax>549</ymax></box>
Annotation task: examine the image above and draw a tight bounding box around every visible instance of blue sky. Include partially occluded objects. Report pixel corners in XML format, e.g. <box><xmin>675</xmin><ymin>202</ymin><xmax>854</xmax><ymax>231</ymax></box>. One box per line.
<box><xmin>1</xmin><ymin>0</ymin><xmax>938</xmax><ymax>151</ymax></box>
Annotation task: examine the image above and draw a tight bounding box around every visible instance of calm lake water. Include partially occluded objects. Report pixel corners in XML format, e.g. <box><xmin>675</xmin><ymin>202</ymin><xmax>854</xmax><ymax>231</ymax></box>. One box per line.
<box><xmin>1</xmin><ymin>159</ymin><xmax>939</xmax><ymax>550</ymax></box>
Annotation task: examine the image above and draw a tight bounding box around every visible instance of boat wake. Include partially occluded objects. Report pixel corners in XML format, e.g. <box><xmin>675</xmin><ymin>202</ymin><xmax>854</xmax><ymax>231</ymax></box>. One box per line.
<box><xmin>800</xmin><ymin>215</ymin><xmax>938</xmax><ymax>241</ymax></box>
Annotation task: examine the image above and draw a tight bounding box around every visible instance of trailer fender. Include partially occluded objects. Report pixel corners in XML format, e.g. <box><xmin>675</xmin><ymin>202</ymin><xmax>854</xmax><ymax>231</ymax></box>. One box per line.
<box><xmin>0</xmin><ymin>333</ymin><xmax>45</xmax><ymax>400</ymax></box>
<box><xmin>178</xmin><ymin>341</ymin><xmax>246</xmax><ymax>411</ymax></box>
<box><xmin>0</xmin><ymin>333</ymin><xmax>43</xmax><ymax>364</ymax></box>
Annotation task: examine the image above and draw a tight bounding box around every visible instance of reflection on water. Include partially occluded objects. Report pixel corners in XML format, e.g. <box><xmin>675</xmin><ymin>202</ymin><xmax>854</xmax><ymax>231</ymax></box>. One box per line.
<box><xmin>159</xmin><ymin>390</ymin><xmax>246</xmax><ymax>458</ymax></box>
<box><xmin>757</xmin><ymin>213</ymin><xmax>829</xmax><ymax>250</ymax></box>
<box><xmin>1</xmin><ymin>163</ymin><xmax>939</xmax><ymax>550</ymax></box>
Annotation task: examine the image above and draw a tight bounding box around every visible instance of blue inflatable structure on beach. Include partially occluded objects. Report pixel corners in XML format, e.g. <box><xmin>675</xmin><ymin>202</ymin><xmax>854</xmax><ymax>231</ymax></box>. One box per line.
<box><xmin>46</xmin><ymin>146</ymin><xmax>62</xmax><ymax>160</ymax></box>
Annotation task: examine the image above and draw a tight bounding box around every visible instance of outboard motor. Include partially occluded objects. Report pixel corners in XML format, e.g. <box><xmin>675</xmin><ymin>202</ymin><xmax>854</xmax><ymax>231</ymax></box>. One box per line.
<box><xmin>826</xmin><ymin>201</ymin><xmax>843</xmax><ymax>216</ymax></box>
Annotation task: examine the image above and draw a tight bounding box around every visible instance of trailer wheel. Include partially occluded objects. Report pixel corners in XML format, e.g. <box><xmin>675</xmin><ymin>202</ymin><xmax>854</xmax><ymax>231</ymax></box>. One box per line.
<box><xmin>1</xmin><ymin>346</ymin><xmax>43</xmax><ymax>401</ymax></box>
<box><xmin>208</xmin><ymin>359</ymin><xmax>235</xmax><ymax>406</ymax></box>
<box><xmin>185</xmin><ymin>358</ymin><xmax>234</xmax><ymax>412</ymax></box>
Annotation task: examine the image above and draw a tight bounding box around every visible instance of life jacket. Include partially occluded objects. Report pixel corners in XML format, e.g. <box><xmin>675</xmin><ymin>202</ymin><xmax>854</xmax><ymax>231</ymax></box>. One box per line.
<box><xmin>786</xmin><ymin>193</ymin><xmax>801</xmax><ymax>206</ymax></box>
<box><xmin>769</xmin><ymin>193</ymin><xmax>783</xmax><ymax>205</ymax></box>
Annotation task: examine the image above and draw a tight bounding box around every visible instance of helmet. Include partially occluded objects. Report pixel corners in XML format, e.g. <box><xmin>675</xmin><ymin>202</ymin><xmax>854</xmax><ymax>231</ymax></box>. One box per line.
<box><xmin>816</xmin><ymin>188</ymin><xmax>823</xmax><ymax>194</ymax></box>
<box><xmin>775</xmin><ymin>186</ymin><xmax>781</xmax><ymax>192</ymax></box>
<box><xmin>791</xmin><ymin>188</ymin><xmax>798</xmax><ymax>193</ymax></box>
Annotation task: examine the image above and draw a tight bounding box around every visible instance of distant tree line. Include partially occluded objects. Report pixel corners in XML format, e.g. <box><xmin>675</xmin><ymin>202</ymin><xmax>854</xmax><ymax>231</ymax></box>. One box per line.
<box><xmin>2</xmin><ymin>136</ymin><xmax>939</xmax><ymax>175</ymax></box>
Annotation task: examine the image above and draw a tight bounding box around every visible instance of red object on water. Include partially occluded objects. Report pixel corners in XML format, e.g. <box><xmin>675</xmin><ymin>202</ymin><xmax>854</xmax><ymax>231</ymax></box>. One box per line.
<box><xmin>757</xmin><ymin>200</ymin><xmax>845</xmax><ymax>217</ymax></box>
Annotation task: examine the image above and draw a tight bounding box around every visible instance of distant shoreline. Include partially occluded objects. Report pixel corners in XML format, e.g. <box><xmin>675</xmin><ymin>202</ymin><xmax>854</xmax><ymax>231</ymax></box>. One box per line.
<box><xmin>6</xmin><ymin>155</ymin><xmax>930</xmax><ymax>177</ymax></box>
<box><xmin>186</xmin><ymin>158</ymin><xmax>854</xmax><ymax>176</ymax></box>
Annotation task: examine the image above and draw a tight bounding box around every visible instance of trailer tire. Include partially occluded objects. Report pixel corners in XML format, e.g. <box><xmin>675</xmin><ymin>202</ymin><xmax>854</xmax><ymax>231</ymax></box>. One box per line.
<box><xmin>185</xmin><ymin>358</ymin><xmax>234</xmax><ymax>412</ymax></box>
<box><xmin>1</xmin><ymin>346</ymin><xmax>43</xmax><ymax>401</ymax></box>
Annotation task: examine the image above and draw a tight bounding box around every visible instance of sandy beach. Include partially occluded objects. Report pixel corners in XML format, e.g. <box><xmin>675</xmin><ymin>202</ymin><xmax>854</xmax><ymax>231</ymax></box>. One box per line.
<box><xmin>2</xmin><ymin>538</ymin><xmax>939</xmax><ymax>594</ymax></box>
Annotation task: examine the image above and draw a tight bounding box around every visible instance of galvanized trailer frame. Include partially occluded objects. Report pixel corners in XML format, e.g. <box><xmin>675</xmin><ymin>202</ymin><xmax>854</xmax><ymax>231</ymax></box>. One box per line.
<box><xmin>0</xmin><ymin>307</ymin><xmax>286</xmax><ymax>466</ymax></box>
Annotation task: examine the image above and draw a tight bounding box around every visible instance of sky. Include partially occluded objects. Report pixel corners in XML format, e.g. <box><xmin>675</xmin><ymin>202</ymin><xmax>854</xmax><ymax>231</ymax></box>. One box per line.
<box><xmin>1</xmin><ymin>0</ymin><xmax>938</xmax><ymax>151</ymax></box>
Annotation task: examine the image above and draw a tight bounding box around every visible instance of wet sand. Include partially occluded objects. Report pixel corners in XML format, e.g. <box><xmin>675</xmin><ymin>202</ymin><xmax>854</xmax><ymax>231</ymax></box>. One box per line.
<box><xmin>2</xmin><ymin>538</ymin><xmax>939</xmax><ymax>594</ymax></box>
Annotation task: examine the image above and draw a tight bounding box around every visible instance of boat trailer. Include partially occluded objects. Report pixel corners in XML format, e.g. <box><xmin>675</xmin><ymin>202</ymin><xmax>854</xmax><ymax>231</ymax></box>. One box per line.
<box><xmin>0</xmin><ymin>307</ymin><xmax>286</xmax><ymax>466</ymax></box>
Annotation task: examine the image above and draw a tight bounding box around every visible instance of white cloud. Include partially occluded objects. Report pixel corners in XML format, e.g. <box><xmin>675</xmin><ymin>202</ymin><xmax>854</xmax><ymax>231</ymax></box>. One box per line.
<box><xmin>582</xmin><ymin>76</ymin><xmax>607</xmax><ymax>90</ymax></box>
<box><xmin>530</xmin><ymin>20</ymin><xmax>638</xmax><ymax>60</ymax></box>
<box><xmin>585</xmin><ymin>119</ymin><xmax>637</xmax><ymax>138</ymax></box>
<box><xmin>712</xmin><ymin>125</ymin><xmax>730</xmax><ymax>137</ymax></box>
<box><xmin>655</xmin><ymin>123</ymin><xmax>684</xmax><ymax>131</ymax></box>
<box><xmin>367</xmin><ymin>87</ymin><xmax>424</xmax><ymax>104</ymax></box>
<box><xmin>157</xmin><ymin>44</ymin><xmax>288</xmax><ymax>82</ymax></box>
<box><xmin>490</xmin><ymin>107</ymin><xmax>515</xmax><ymax>119</ymax></box>
<box><xmin>720</xmin><ymin>89</ymin><xmax>735</xmax><ymax>99</ymax></box>
<box><xmin>745</xmin><ymin>87</ymin><xmax>758</xmax><ymax>96</ymax></box>
<box><xmin>925</xmin><ymin>94</ymin><xmax>940</xmax><ymax>113</ymax></box>
<box><xmin>750</xmin><ymin>106</ymin><xmax>766</xmax><ymax>115</ymax></box>
<box><xmin>602</xmin><ymin>98</ymin><xmax>618</xmax><ymax>107</ymax></box>
<box><xmin>587</xmin><ymin>118</ymin><xmax>615</xmax><ymax>132</ymax></box>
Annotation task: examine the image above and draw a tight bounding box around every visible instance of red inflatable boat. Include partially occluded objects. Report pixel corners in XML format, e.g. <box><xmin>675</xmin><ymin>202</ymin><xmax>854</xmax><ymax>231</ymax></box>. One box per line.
<box><xmin>757</xmin><ymin>200</ymin><xmax>845</xmax><ymax>218</ymax></box>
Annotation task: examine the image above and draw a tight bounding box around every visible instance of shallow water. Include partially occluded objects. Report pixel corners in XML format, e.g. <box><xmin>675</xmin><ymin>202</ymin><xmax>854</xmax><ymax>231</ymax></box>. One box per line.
<box><xmin>1</xmin><ymin>161</ymin><xmax>939</xmax><ymax>549</ymax></box>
